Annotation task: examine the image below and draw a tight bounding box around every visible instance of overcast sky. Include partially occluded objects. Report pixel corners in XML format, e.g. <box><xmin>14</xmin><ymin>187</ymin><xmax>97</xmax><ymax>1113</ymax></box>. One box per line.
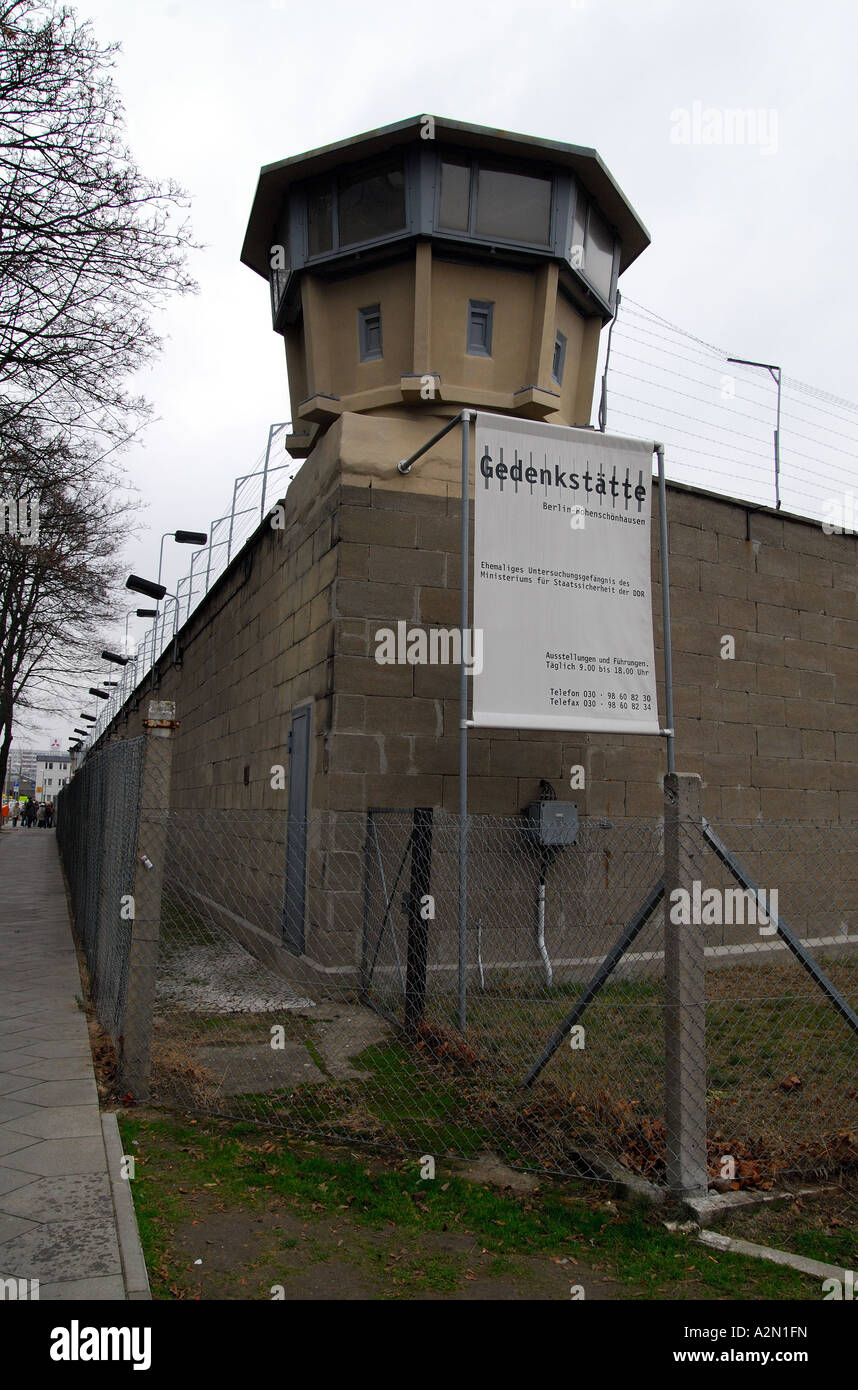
<box><xmin>23</xmin><ymin>0</ymin><xmax>858</xmax><ymax>746</ymax></box>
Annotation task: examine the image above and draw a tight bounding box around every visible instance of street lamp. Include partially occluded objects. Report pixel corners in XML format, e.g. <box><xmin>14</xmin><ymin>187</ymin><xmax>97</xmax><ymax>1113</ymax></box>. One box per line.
<box><xmin>89</xmin><ymin>687</ymin><xmax>109</xmax><ymax>699</ymax></box>
<box><xmin>157</xmin><ymin>529</ymin><xmax>208</xmax><ymax>587</ymax></box>
<box><xmin>79</xmin><ymin>713</ymin><xmax>97</xmax><ymax>723</ymax></box>
<box><xmin>726</xmin><ymin>356</ymin><xmax>782</xmax><ymax>511</ymax></box>
<box><xmin>126</xmin><ymin>574</ymin><xmax>181</xmax><ymax>682</ymax></box>
<box><xmin>123</xmin><ymin>608</ymin><xmax>158</xmax><ymax>655</ymax></box>
<box><xmin>126</xmin><ymin>575</ymin><xmax>167</xmax><ymax>602</ymax></box>
<box><xmin>102</xmin><ymin>650</ymin><xmax>129</xmax><ymax>666</ymax></box>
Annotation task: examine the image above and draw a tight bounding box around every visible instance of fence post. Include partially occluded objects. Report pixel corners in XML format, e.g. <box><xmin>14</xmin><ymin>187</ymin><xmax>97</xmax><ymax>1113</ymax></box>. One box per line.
<box><xmin>405</xmin><ymin>808</ymin><xmax>433</xmax><ymax>1040</ymax></box>
<box><xmin>663</xmin><ymin>771</ymin><xmax>708</xmax><ymax>1197</ymax></box>
<box><xmin>120</xmin><ymin>699</ymin><xmax>177</xmax><ymax>1101</ymax></box>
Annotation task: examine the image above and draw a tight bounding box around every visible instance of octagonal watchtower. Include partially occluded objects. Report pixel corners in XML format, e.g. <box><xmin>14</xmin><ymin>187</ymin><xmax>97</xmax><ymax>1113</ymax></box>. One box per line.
<box><xmin>241</xmin><ymin>115</ymin><xmax>649</xmax><ymax>456</ymax></box>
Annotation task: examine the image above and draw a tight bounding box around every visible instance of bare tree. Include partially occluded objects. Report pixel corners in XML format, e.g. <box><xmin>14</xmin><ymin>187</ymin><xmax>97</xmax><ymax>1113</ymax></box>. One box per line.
<box><xmin>0</xmin><ymin>0</ymin><xmax>197</xmax><ymax>771</ymax></box>
<box><xmin>0</xmin><ymin>0</ymin><xmax>197</xmax><ymax>448</ymax></box>
<box><xmin>0</xmin><ymin>432</ymin><xmax>131</xmax><ymax>789</ymax></box>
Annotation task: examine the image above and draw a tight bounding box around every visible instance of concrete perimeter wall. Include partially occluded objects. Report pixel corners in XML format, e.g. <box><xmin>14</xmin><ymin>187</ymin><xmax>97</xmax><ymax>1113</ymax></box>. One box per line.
<box><xmin>102</xmin><ymin>409</ymin><xmax>858</xmax><ymax>822</ymax></box>
<box><xmin>95</xmin><ymin>412</ymin><xmax>858</xmax><ymax>979</ymax></box>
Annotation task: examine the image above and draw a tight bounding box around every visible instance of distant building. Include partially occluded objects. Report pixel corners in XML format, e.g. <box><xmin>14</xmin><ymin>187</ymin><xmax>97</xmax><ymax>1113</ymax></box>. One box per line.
<box><xmin>5</xmin><ymin>742</ymin><xmax>70</xmax><ymax>798</ymax></box>
<box><xmin>4</xmin><ymin>747</ymin><xmax>36</xmax><ymax>796</ymax></box>
<box><xmin>34</xmin><ymin>746</ymin><xmax>71</xmax><ymax>800</ymax></box>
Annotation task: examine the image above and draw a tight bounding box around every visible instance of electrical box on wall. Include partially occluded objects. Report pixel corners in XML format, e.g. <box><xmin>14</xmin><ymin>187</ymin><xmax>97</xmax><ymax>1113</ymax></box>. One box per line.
<box><xmin>526</xmin><ymin>800</ymin><xmax>579</xmax><ymax>847</ymax></box>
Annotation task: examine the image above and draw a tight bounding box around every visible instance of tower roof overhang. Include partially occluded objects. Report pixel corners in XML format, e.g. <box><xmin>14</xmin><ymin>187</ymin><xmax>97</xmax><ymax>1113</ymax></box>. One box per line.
<box><xmin>241</xmin><ymin>114</ymin><xmax>650</xmax><ymax>281</ymax></box>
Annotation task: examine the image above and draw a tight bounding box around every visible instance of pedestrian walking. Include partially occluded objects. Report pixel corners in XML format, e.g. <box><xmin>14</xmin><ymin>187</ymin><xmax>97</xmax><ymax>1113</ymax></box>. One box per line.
<box><xmin>36</xmin><ymin>801</ymin><xmax>47</xmax><ymax>828</ymax></box>
<box><xmin>45</xmin><ymin>801</ymin><xmax>54</xmax><ymax>829</ymax></box>
<box><xmin>11</xmin><ymin>803</ymin><xmax>19</xmax><ymax>828</ymax></box>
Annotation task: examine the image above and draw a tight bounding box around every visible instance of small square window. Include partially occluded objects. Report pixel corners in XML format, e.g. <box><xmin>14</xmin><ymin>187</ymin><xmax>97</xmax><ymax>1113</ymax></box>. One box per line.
<box><xmin>467</xmin><ymin>300</ymin><xmax>494</xmax><ymax>356</ymax></box>
<box><xmin>358</xmin><ymin>304</ymin><xmax>383</xmax><ymax>361</ymax></box>
<box><xmin>552</xmin><ymin>331</ymin><xmax>567</xmax><ymax>386</ymax></box>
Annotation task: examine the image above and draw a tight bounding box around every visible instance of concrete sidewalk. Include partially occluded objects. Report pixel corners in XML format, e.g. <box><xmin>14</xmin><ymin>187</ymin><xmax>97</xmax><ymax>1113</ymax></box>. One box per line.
<box><xmin>0</xmin><ymin>826</ymin><xmax>148</xmax><ymax>1299</ymax></box>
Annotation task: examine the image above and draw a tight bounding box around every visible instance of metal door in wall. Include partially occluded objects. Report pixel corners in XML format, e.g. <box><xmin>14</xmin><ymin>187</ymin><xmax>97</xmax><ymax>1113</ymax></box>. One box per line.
<box><xmin>282</xmin><ymin>704</ymin><xmax>310</xmax><ymax>952</ymax></box>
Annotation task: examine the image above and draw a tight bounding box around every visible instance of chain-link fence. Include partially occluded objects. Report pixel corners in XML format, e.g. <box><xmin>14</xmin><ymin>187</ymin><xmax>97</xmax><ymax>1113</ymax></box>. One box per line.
<box><xmin>697</xmin><ymin>817</ymin><xmax>858</xmax><ymax>1188</ymax></box>
<box><xmin>57</xmin><ymin>735</ymin><xmax>858</xmax><ymax>1192</ymax></box>
<box><xmin>56</xmin><ymin>738</ymin><xmax>145</xmax><ymax>1045</ymax></box>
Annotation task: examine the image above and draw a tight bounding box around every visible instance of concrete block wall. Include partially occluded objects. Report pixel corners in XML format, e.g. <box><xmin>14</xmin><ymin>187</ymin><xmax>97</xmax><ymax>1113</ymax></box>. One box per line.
<box><xmin>94</xmin><ymin>410</ymin><xmax>858</xmax><ymax>979</ymax></box>
<box><xmin>321</xmin><ymin>422</ymin><xmax>858</xmax><ymax>823</ymax></box>
<box><xmin>107</xmin><ymin>430</ymin><xmax>344</xmax><ymax>815</ymax></box>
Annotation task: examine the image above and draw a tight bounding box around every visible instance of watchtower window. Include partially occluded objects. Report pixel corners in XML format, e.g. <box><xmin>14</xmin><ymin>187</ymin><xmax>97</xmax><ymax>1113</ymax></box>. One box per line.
<box><xmin>475</xmin><ymin>167</ymin><xmax>551</xmax><ymax>245</ymax></box>
<box><xmin>569</xmin><ymin>191</ymin><xmax>616</xmax><ymax>303</ymax></box>
<box><xmin>338</xmin><ymin>162</ymin><xmax>405</xmax><ymax>246</ymax></box>
<box><xmin>439</xmin><ymin>160</ymin><xmax>471</xmax><ymax>232</ymax></box>
<box><xmin>552</xmin><ymin>331</ymin><xmax>567</xmax><ymax>386</ymax></box>
<box><xmin>467</xmin><ymin>300</ymin><xmax>494</xmax><ymax>356</ymax></box>
<box><xmin>358</xmin><ymin>304</ymin><xmax>383</xmax><ymax>361</ymax></box>
<box><xmin>583</xmin><ymin>203</ymin><xmax>614</xmax><ymax>301</ymax></box>
<box><xmin>306</xmin><ymin>157</ymin><xmax>406</xmax><ymax>259</ymax></box>
<box><xmin>307</xmin><ymin>181</ymin><xmax>333</xmax><ymax>256</ymax></box>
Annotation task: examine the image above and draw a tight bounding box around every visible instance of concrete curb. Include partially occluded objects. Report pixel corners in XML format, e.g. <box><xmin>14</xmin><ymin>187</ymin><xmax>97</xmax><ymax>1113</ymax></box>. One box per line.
<box><xmin>101</xmin><ymin>1113</ymin><xmax>151</xmax><ymax>1301</ymax></box>
<box><xmin>685</xmin><ymin>1183</ymin><xmax>836</xmax><ymax>1223</ymax></box>
<box><xmin>699</xmin><ymin>1228</ymin><xmax>849</xmax><ymax>1285</ymax></box>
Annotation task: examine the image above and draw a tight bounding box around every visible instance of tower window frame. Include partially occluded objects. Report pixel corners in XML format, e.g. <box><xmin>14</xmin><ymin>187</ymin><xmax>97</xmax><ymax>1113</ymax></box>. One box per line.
<box><xmin>436</xmin><ymin>153</ymin><xmax>554</xmax><ymax>251</ymax></box>
<box><xmin>466</xmin><ymin>299</ymin><xmax>494</xmax><ymax>357</ymax></box>
<box><xmin>568</xmin><ymin>187</ymin><xmax>618</xmax><ymax>306</ymax></box>
<box><xmin>358</xmin><ymin>304</ymin><xmax>383</xmax><ymax>362</ymax></box>
<box><xmin>552</xmin><ymin>331</ymin><xmax>567</xmax><ymax>386</ymax></box>
<box><xmin>304</xmin><ymin>154</ymin><xmax>408</xmax><ymax>262</ymax></box>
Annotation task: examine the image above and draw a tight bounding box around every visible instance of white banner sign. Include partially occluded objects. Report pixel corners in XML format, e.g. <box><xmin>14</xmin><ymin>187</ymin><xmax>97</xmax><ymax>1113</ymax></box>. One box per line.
<box><xmin>472</xmin><ymin>414</ymin><xmax>660</xmax><ymax>734</ymax></box>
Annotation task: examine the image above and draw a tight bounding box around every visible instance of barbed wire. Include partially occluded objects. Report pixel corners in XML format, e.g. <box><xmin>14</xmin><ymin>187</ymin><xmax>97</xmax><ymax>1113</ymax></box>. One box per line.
<box><xmin>607</xmin><ymin>299</ymin><xmax>858</xmax><ymax>519</ymax></box>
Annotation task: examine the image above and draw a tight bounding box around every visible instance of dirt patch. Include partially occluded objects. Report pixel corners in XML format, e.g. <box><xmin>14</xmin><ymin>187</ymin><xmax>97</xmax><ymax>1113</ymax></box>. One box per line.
<box><xmin>195</xmin><ymin>1043</ymin><xmax>326</xmax><ymax>1094</ymax></box>
<box><xmin>452</xmin><ymin>1153</ymin><xmax>541</xmax><ymax>1193</ymax></box>
<box><xmin>312</xmin><ymin>1008</ymin><xmax>391</xmax><ymax>1080</ymax></box>
<box><xmin>163</xmin><ymin>1197</ymin><xmax>620</xmax><ymax>1301</ymax></box>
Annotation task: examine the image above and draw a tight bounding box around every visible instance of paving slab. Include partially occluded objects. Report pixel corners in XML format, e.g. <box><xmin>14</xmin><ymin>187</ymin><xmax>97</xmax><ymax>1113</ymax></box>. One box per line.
<box><xmin>0</xmin><ymin>1213</ymin><xmax>37</xmax><ymax>1243</ymax></box>
<box><xmin>1</xmin><ymin>1132</ymin><xmax>110</xmax><ymax>1179</ymax></box>
<box><xmin>0</xmin><ymin>830</ymin><xmax>147</xmax><ymax>1300</ymax></box>
<box><xmin>37</xmin><ymin>1274</ymin><xmax>126</xmax><ymax>1300</ymax></box>
<box><xmin>0</xmin><ymin>1216</ymin><xmax>122</xmax><ymax>1283</ymax></box>
<box><xmin>11</xmin><ymin>1080</ymin><xmax>99</xmax><ymax>1108</ymax></box>
<box><xmin>0</xmin><ymin>1075</ymin><xmax>38</xmax><ymax>1097</ymax></box>
<box><xmin>6</xmin><ymin>1106</ymin><xmax>103</xmax><ymax>1140</ymax></box>
<box><xmin>0</xmin><ymin>1165</ymin><xmax>38</xmax><ymax>1196</ymax></box>
<box><xmin>8</xmin><ymin>1058</ymin><xmax>96</xmax><ymax>1082</ymax></box>
<box><xmin>21</xmin><ymin>1040</ymin><xmax>92</xmax><ymax>1060</ymax></box>
<box><xmin>0</xmin><ymin>1131</ymin><xmax>37</xmax><ymax>1158</ymax></box>
<box><xmin>0</xmin><ymin>1097</ymin><xmax>40</xmax><ymax>1124</ymax></box>
<box><xmin>0</xmin><ymin>1173</ymin><xmax>113</xmax><ymax>1224</ymax></box>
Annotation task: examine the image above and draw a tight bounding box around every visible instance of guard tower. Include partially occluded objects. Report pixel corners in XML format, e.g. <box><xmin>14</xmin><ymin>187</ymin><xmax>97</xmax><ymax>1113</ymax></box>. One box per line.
<box><xmin>241</xmin><ymin>116</ymin><xmax>649</xmax><ymax>457</ymax></box>
<box><xmin>237</xmin><ymin>118</ymin><xmax>651</xmax><ymax>965</ymax></box>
